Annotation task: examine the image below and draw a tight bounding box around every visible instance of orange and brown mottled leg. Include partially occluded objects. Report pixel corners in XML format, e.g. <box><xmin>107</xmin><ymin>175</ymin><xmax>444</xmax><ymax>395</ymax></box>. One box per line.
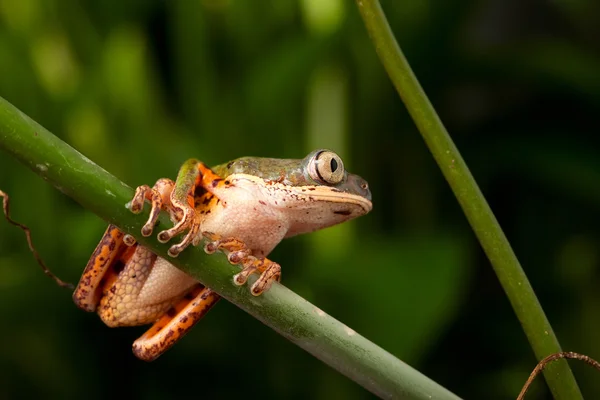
<box><xmin>203</xmin><ymin>232</ymin><xmax>281</xmax><ymax>296</ymax></box>
<box><xmin>132</xmin><ymin>285</ymin><xmax>221</xmax><ymax>362</ymax></box>
<box><xmin>73</xmin><ymin>225</ymin><xmax>134</xmax><ymax>312</ymax></box>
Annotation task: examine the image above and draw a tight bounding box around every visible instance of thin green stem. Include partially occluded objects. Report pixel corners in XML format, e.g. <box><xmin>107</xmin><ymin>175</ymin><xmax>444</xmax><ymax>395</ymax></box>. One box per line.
<box><xmin>356</xmin><ymin>1</ymin><xmax>581</xmax><ymax>399</ymax></box>
<box><xmin>0</xmin><ymin>96</ymin><xmax>461</xmax><ymax>399</ymax></box>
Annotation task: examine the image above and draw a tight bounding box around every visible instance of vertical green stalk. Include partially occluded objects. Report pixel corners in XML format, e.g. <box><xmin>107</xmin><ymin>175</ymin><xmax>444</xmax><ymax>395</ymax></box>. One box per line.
<box><xmin>356</xmin><ymin>1</ymin><xmax>581</xmax><ymax>398</ymax></box>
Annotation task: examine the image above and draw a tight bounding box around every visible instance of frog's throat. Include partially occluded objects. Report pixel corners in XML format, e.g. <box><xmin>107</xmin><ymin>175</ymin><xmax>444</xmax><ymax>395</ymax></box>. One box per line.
<box><xmin>227</xmin><ymin>173</ymin><xmax>373</xmax><ymax>213</ymax></box>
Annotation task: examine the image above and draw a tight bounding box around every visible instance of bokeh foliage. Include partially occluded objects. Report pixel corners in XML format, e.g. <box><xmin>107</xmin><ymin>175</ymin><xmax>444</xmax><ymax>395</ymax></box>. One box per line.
<box><xmin>0</xmin><ymin>0</ymin><xmax>599</xmax><ymax>399</ymax></box>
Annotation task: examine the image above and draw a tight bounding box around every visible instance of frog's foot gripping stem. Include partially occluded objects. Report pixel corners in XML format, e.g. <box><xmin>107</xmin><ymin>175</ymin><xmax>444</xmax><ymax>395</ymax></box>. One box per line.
<box><xmin>204</xmin><ymin>232</ymin><xmax>281</xmax><ymax>296</ymax></box>
<box><xmin>129</xmin><ymin>178</ymin><xmax>177</xmax><ymax>237</ymax></box>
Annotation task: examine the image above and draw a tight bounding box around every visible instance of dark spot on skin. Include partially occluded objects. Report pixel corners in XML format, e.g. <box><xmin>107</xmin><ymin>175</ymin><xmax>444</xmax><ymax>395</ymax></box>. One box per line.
<box><xmin>184</xmin><ymin>292</ymin><xmax>195</xmax><ymax>300</ymax></box>
<box><xmin>308</xmin><ymin>187</ymin><xmax>316</xmax><ymax>191</ymax></box>
<box><xmin>112</xmin><ymin>260</ymin><xmax>125</xmax><ymax>274</ymax></box>
<box><xmin>259</xmin><ymin>200</ymin><xmax>267</xmax><ymax>206</ymax></box>
<box><xmin>334</xmin><ymin>210</ymin><xmax>352</xmax><ymax>216</ymax></box>
<box><xmin>227</xmin><ymin>161</ymin><xmax>234</xmax><ymax>169</ymax></box>
<box><xmin>216</xmin><ymin>198</ymin><xmax>220</xmax><ymax>205</ymax></box>
<box><xmin>131</xmin><ymin>274</ymin><xmax>137</xmax><ymax>278</ymax></box>
<box><xmin>330</xmin><ymin>188</ymin><xmax>342</xmax><ymax>193</ymax></box>
<box><xmin>166</xmin><ymin>307</ymin><xmax>177</xmax><ymax>317</ymax></box>
<box><xmin>224</xmin><ymin>180</ymin><xmax>230</xmax><ymax>185</ymax></box>
<box><xmin>202</xmin><ymin>195</ymin><xmax>212</xmax><ymax>205</ymax></box>
<box><xmin>205</xmin><ymin>210</ymin><xmax>211</xmax><ymax>215</ymax></box>
<box><xmin>275</xmin><ymin>170</ymin><xmax>286</xmax><ymax>183</ymax></box>
<box><xmin>201</xmin><ymin>291</ymin><xmax>213</xmax><ymax>301</ymax></box>
<box><xmin>194</xmin><ymin>185</ymin><xmax>207</xmax><ymax>197</ymax></box>
<box><xmin>212</xmin><ymin>179</ymin><xmax>222</xmax><ymax>187</ymax></box>
<box><xmin>180</xmin><ymin>316</ymin><xmax>189</xmax><ymax>323</ymax></box>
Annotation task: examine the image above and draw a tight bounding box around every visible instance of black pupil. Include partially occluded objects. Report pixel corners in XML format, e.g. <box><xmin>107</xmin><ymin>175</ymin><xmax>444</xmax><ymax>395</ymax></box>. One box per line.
<box><xmin>330</xmin><ymin>158</ymin><xmax>338</xmax><ymax>172</ymax></box>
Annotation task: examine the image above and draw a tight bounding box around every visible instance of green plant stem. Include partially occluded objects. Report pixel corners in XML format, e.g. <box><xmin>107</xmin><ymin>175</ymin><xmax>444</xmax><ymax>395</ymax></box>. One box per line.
<box><xmin>356</xmin><ymin>1</ymin><xmax>581</xmax><ymax>399</ymax></box>
<box><xmin>0</xmin><ymin>96</ymin><xmax>461</xmax><ymax>399</ymax></box>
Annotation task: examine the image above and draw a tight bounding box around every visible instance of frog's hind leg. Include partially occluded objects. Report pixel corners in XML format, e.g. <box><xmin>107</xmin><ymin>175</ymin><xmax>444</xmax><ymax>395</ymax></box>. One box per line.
<box><xmin>132</xmin><ymin>284</ymin><xmax>220</xmax><ymax>362</ymax></box>
<box><xmin>73</xmin><ymin>225</ymin><xmax>134</xmax><ymax>312</ymax></box>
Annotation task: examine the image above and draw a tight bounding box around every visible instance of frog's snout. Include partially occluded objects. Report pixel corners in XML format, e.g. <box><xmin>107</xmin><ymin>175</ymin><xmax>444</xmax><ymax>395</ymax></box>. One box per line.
<box><xmin>347</xmin><ymin>174</ymin><xmax>372</xmax><ymax>202</ymax></box>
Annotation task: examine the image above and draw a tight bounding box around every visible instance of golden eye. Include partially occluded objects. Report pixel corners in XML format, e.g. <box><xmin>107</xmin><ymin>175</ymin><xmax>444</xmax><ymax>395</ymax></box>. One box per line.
<box><xmin>308</xmin><ymin>150</ymin><xmax>345</xmax><ymax>184</ymax></box>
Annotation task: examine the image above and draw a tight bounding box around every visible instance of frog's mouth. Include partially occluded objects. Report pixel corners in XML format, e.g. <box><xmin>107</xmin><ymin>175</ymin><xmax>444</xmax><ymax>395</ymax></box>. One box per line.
<box><xmin>293</xmin><ymin>187</ymin><xmax>373</xmax><ymax>214</ymax></box>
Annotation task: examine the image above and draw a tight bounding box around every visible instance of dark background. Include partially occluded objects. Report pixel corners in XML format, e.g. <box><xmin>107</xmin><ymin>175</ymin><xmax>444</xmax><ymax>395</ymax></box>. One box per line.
<box><xmin>1</xmin><ymin>1</ymin><xmax>599</xmax><ymax>399</ymax></box>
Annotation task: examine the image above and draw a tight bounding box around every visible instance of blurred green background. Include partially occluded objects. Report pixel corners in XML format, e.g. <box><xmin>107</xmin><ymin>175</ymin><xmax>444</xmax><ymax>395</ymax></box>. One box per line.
<box><xmin>1</xmin><ymin>0</ymin><xmax>599</xmax><ymax>398</ymax></box>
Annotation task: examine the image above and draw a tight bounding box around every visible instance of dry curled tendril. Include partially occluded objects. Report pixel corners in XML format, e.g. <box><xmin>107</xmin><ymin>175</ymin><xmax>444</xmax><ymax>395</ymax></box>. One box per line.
<box><xmin>517</xmin><ymin>351</ymin><xmax>600</xmax><ymax>400</ymax></box>
<box><xmin>0</xmin><ymin>190</ymin><xmax>73</xmax><ymax>290</ymax></box>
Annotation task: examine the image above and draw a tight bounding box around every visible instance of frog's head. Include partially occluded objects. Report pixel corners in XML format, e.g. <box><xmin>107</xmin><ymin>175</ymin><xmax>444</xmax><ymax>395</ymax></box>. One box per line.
<box><xmin>214</xmin><ymin>150</ymin><xmax>372</xmax><ymax>237</ymax></box>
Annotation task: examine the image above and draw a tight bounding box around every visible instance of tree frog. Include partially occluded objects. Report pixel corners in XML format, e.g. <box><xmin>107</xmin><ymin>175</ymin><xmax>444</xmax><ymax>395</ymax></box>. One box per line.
<box><xmin>72</xmin><ymin>149</ymin><xmax>372</xmax><ymax>361</ymax></box>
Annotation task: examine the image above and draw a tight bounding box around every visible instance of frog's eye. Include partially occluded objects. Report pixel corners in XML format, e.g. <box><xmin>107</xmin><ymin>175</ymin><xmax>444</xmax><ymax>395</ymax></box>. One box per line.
<box><xmin>309</xmin><ymin>150</ymin><xmax>345</xmax><ymax>185</ymax></box>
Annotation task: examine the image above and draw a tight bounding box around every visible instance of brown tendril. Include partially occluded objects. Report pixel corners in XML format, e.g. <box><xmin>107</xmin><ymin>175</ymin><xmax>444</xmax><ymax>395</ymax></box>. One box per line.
<box><xmin>0</xmin><ymin>190</ymin><xmax>74</xmax><ymax>290</ymax></box>
<box><xmin>517</xmin><ymin>351</ymin><xmax>600</xmax><ymax>400</ymax></box>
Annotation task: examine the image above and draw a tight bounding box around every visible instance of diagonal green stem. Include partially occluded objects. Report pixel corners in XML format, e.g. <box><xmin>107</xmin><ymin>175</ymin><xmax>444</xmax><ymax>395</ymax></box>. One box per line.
<box><xmin>0</xmin><ymin>96</ymin><xmax>461</xmax><ymax>399</ymax></box>
<box><xmin>355</xmin><ymin>1</ymin><xmax>581</xmax><ymax>399</ymax></box>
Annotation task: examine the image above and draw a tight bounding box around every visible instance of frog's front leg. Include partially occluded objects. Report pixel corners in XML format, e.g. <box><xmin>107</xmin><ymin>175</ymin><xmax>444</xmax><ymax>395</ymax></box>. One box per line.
<box><xmin>129</xmin><ymin>178</ymin><xmax>178</xmax><ymax>237</ymax></box>
<box><xmin>132</xmin><ymin>160</ymin><xmax>223</xmax><ymax>257</ymax></box>
<box><xmin>204</xmin><ymin>232</ymin><xmax>282</xmax><ymax>296</ymax></box>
